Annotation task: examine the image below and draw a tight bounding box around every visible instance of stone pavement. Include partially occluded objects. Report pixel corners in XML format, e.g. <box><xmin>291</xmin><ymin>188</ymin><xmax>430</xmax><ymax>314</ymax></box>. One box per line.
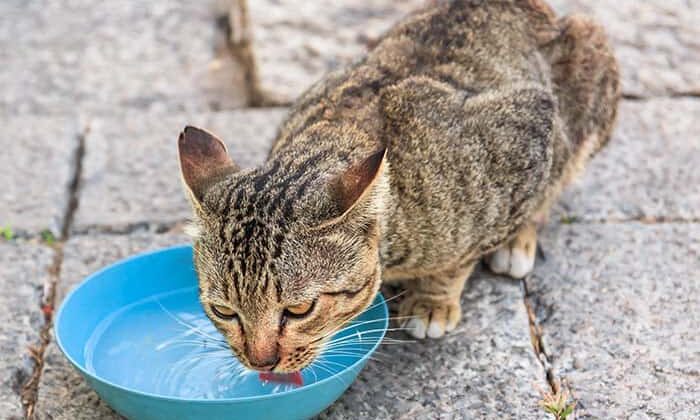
<box><xmin>0</xmin><ymin>243</ymin><xmax>53</xmax><ymax>419</ymax></box>
<box><xmin>73</xmin><ymin>108</ymin><xmax>286</xmax><ymax>231</ymax></box>
<box><xmin>1</xmin><ymin>0</ymin><xmax>698</xmax><ymax>419</ymax></box>
<box><xmin>532</xmin><ymin>223</ymin><xmax>700</xmax><ymax>418</ymax></box>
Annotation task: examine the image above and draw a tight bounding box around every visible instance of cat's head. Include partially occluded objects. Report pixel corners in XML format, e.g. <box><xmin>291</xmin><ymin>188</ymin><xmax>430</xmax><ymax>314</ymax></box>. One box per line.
<box><xmin>177</xmin><ymin>126</ymin><xmax>387</xmax><ymax>372</ymax></box>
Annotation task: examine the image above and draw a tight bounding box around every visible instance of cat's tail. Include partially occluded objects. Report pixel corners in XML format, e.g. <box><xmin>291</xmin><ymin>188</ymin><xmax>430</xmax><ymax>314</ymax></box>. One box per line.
<box><xmin>541</xmin><ymin>13</ymin><xmax>620</xmax><ymax>184</ymax></box>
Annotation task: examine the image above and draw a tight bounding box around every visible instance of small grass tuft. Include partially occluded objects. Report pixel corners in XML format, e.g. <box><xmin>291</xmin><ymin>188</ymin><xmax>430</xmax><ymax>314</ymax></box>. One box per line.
<box><xmin>40</xmin><ymin>229</ymin><xmax>56</xmax><ymax>245</ymax></box>
<box><xmin>539</xmin><ymin>388</ymin><xmax>576</xmax><ymax>420</ymax></box>
<box><xmin>0</xmin><ymin>225</ymin><xmax>14</xmax><ymax>241</ymax></box>
<box><xmin>559</xmin><ymin>215</ymin><xmax>580</xmax><ymax>224</ymax></box>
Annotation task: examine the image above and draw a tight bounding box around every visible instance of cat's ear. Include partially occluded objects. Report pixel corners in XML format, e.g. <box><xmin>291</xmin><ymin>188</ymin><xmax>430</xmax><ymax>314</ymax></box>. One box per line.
<box><xmin>178</xmin><ymin>126</ymin><xmax>238</xmax><ymax>204</ymax></box>
<box><xmin>322</xmin><ymin>148</ymin><xmax>388</xmax><ymax>225</ymax></box>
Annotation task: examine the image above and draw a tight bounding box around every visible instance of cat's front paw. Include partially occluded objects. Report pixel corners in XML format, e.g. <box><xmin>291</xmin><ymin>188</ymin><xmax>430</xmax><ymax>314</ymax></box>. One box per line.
<box><xmin>399</xmin><ymin>295</ymin><xmax>461</xmax><ymax>339</ymax></box>
<box><xmin>486</xmin><ymin>223</ymin><xmax>537</xmax><ymax>279</ymax></box>
<box><xmin>486</xmin><ymin>246</ymin><xmax>534</xmax><ymax>279</ymax></box>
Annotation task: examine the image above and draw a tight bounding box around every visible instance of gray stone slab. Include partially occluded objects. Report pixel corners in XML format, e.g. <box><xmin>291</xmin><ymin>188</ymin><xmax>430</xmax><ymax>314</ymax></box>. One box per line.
<box><xmin>0</xmin><ymin>0</ymin><xmax>245</xmax><ymax>117</ymax></box>
<box><xmin>0</xmin><ymin>117</ymin><xmax>78</xmax><ymax>235</ymax></box>
<box><xmin>554</xmin><ymin>98</ymin><xmax>700</xmax><ymax>223</ymax></box>
<box><xmin>35</xmin><ymin>232</ymin><xmax>189</xmax><ymax>420</ymax></box>
<box><xmin>74</xmin><ymin>108</ymin><xmax>287</xmax><ymax>231</ymax></box>
<box><xmin>0</xmin><ymin>242</ymin><xmax>54</xmax><ymax>419</ymax></box>
<box><xmin>321</xmin><ymin>273</ymin><xmax>548</xmax><ymax>419</ymax></box>
<box><xmin>247</xmin><ymin>0</ymin><xmax>698</xmax><ymax>100</ymax></box>
<box><xmin>36</xmin><ymin>342</ymin><xmax>122</xmax><ymax>420</ymax></box>
<box><xmin>550</xmin><ymin>0</ymin><xmax>700</xmax><ymax>97</ymax></box>
<box><xmin>244</xmin><ymin>0</ymin><xmax>425</xmax><ymax>101</ymax></box>
<box><xmin>531</xmin><ymin>223</ymin><xmax>700</xmax><ymax>418</ymax></box>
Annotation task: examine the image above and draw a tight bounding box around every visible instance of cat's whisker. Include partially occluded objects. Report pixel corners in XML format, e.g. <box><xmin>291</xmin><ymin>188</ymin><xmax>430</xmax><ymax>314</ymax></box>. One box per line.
<box><xmin>322</xmin><ymin>348</ymin><xmax>391</xmax><ymax>358</ymax></box>
<box><xmin>155</xmin><ymin>325</ymin><xmax>224</xmax><ymax>349</ymax></box>
<box><xmin>315</xmin><ymin>338</ymin><xmax>415</xmax><ymax>354</ymax></box>
<box><xmin>307</xmin><ymin>365</ymin><xmax>319</xmax><ymax>383</ymax></box>
<box><xmin>315</xmin><ymin>358</ymin><xmax>352</xmax><ymax>371</ymax></box>
<box><xmin>325</xmin><ymin>315</ymin><xmax>417</xmax><ymax>337</ymax></box>
<box><xmin>327</xmin><ymin>292</ymin><xmax>407</xmax><ymax>332</ymax></box>
<box><xmin>156</xmin><ymin>300</ymin><xmax>226</xmax><ymax>344</ymax></box>
<box><xmin>310</xmin><ymin>360</ymin><xmax>348</xmax><ymax>388</ymax></box>
<box><xmin>329</xmin><ymin>325</ymin><xmax>414</xmax><ymax>338</ymax></box>
<box><xmin>318</xmin><ymin>327</ymin><xmax>414</xmax><ymax>347</ymax></box>
<box><xmin>180</xmin><ymin>344</ymin><xmax>229</xmax><ymax>353</ymax></box>
<box><xmin>310</xmin><ymin>315</ymin><xmax>417</xmax><ymax>347</ymax></box>
<box><xmin>320</xmin><ymin>349</ymin><xmax>373</xmax><ymax>358</ymax></box>
<box><xmin>183</xmin><ymin>349</ymin><xmax>234</xmax><ymax>358</ymax></box>
<box><xmin>310</xmin><ymin>314</ymin><xmax>391</xmax><ymax>344</ymax></box>
<box><xmin>322</xmin><ymin>334</ymin><xmax>417</xmax><ymax>346</ymax></box>
<box><xmin>321</xmin><ymin>351</ymin><xmax>387</xmax><ymax>364</ymax></box>
<box><xmin>365</xmin><ymin>289</ymin><xmax>408</xmax><ymax>311</ymax></box>
<box><xmin>156</xmin><ymin>339</ymin><xmax>230</xmax><ymax>352</ymax></box>
<box><xmin>176</xmin><ymin>352</ymin><xmax>236</xmax><ymax>366</ymax></box>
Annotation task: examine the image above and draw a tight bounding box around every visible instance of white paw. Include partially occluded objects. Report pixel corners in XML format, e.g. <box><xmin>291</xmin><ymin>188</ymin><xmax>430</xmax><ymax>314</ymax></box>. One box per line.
<box><xmin>509</xmin><ymin>248</ymin><xmax>534</xmax><ymax>278</ymax></box>
<box><xmin>488</xmin><ymin>248</ymin><xmax>511</xmax><ymax>274</ymax></box>
<box><xmin>405</xmin><ymin>318</ymin><xmax>428</xmax><ymax>339</ymax></box>
<box><xmin>487</xmin><ymin>247</ymin><xmax>535</xmax><ymax>279</ymax></box>
<box><xmin>400</xmin><ymin>298</ymin><xmax>461</xmax><ymax>339</ymax></box>
<box><xmin>427</xmin><ymin>319</ymin><xmax>446</xmax><ymax>339</ymax></box>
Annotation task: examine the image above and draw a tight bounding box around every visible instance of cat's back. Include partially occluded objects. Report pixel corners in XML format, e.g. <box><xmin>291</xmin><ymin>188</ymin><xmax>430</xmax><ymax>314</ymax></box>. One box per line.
<box><xmin>271</xmin><ymin>0</ymin><xmax>558</xmax><ymax>151</ymax></box>
<box><xmin>267</xmin><ymin>0</ymin><xmax>562</xmax><ymax>273</ymax></box>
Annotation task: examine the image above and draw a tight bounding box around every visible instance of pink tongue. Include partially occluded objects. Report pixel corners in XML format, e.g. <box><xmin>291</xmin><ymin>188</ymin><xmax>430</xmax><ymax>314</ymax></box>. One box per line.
<box><xmin>258</xmin><ymin>371</ymin><xmax>304</xmax><ymax>387</ymax></box>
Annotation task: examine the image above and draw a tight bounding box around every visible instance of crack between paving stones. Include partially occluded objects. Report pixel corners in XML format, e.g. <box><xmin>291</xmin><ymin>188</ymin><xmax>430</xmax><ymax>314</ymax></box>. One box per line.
<box><xmin>622</xmin><ymin>92</ymin><xmax>700</xmax><ymax>101</ymax></box>
<box><xmin>520</xmin><ymin>276</ymin><xmax>560</xmax><ymax>397</ymax></box>
<box><xmin>224</xmin><ymin>0</ymin><xmax>292</xmax><ymax>107</ymax></box>
<box><xmin>59</xmin><ymin>126</ymin><xmax>87</xmax><ymax>240</ymax></box>
<box><xmin>20</xmin><ymin>124</ymin><xmax>88</xmax><ymax>420</ymax></box>
<box><xmin>559</xmin><ymin>215</ymin><xmax>700</xmax><ymax>225</ymax></box>
<box><xmin>69</xmin><ymin>220</ymin><xmax>188</xmax><ymax>236</ymax></box>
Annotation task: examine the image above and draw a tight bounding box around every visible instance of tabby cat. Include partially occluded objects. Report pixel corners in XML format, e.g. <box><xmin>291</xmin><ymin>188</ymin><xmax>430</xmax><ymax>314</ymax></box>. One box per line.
<box><xmin>177</xmin><ymin>0</ymin><xmax>618</xmax><ymax>372</ymax></box>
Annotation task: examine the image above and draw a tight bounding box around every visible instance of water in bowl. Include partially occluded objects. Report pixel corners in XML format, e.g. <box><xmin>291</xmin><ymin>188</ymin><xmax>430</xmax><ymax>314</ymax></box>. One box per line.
<box><xmin>83</xmin><ymin>286</ymin><xmax>382</xmax><ymax>399</ymax></box>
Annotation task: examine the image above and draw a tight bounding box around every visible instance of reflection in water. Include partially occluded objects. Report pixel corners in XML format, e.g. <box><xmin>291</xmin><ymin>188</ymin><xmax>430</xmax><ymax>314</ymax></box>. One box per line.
<box><xmin>82</xmin><ymin>287</ymin><xmax>389</xmax><ymax>399</ymax></box>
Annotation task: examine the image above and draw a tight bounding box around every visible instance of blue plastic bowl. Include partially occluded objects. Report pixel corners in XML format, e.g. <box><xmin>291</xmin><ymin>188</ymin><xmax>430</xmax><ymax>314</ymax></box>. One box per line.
<box><xmin>55</xmin><ymin>245</ymin><xmax>388</xmax><ymax>420</ymax></box>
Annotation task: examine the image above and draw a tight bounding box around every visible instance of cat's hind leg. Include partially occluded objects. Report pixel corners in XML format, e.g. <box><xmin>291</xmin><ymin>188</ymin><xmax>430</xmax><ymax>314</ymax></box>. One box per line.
<box><xmin>486</xmin><ymin>222</ymin><xmax>537</xmax><ymax>279</ymax></box>
<box><xmin>399</xmin><ymin>263</ymin><xmax>475</xmax><ymax>339</ymax></box>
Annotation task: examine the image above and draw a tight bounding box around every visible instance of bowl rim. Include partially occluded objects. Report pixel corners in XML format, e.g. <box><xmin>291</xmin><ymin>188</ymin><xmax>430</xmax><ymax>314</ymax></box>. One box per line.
<box><xmin>54</xmin><ymin>244</ymin><xmax>389</xmax><ymax>404</ymax></box>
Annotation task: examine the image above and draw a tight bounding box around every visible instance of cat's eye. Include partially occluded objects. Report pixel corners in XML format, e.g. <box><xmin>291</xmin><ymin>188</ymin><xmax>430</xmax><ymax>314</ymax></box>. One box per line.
<box><xmin>285</xmin><ymin>300</ymin><xmax>316</xmax><ymax>317</ymax></box>
<box><xmin>211</xmin><ymin>304</ymin><xmax>237</xmax><ymax>320</ymax></box>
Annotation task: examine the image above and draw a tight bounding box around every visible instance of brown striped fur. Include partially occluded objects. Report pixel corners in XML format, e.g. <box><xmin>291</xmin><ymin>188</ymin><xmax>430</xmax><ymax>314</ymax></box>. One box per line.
<box><xmin>178</xmin><ymin>0</ymin><xmax>619</xmax><ymax>371</ymax></box>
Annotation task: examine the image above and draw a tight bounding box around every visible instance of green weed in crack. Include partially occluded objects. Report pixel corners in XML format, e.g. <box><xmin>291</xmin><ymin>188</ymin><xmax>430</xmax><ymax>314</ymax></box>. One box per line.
<box><xmin>0</xmin><ymin>225</ymin><xmax>14</xmax><ymax>240</ymax></box>
<box><xmin>538</xmin><ymin>387</ymin><xmax>575</xmax><ymax>420</ymax></box>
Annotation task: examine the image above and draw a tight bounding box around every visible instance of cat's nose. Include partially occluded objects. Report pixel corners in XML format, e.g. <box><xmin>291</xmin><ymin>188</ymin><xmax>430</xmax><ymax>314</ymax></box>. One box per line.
<box><xmin>248</xmin><ymin>354</ymin><xmax>280</xmax><ymax>371</ymax></box>
<box><xmin>246</xmin><ymin>338</ymin><xmax>280</xmax><ymax>371</ymax></box>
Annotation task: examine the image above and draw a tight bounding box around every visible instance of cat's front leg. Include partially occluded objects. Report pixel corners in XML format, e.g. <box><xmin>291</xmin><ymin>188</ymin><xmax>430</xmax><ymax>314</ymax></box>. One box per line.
<box><xmin>486</xmin><ymin>222</ymin><xmax>537</xmax><ymax>279</ymax></box>
<box><xmin>399</xmin><ymin>263</ymin><xmax>475</xmax><ymax>339</ymax></box>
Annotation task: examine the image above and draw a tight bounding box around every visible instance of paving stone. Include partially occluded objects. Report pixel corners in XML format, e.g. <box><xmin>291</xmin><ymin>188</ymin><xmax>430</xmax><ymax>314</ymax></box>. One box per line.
<box><xmin>246</xmin><ymin>0</ymin><xmax>698</xmax><ymax>99</ymax></box>
<box><xmin>0</xmin><ymin>0</ymin><xmax>246</xmax><ymax>117</ymax></box>
<box><xmin>550</xmin><ymin>0</ymin><xmax>700</xmax><ymax>97</ymax></box>
<box><xmin>554</xmin><ymin>98</ymin><xmax>700</xmax><ymax>223</ymax></box>
<box><xmin>242</xmin><ymin>0</ymin><xmax>425</xmax><ymax>101</ymax></box>
<box><xmin>0</xmin><ymin>241</ymin><xmax>54</xmax><ymax>419</ymax></box>
<box><xmin>35</xmin><ymin>232</ymin><xmax>189</xmax><ymax>420</ymax></box>
<box><xmin>0</xmin><ymin>116</ymin><xmax>79</xmax><ymax>235</ymax></box>
<box><xmin>34</xmin><ymin>342</ymin><xmax>122</xmax><ymax>420</ymax></box>
<box><xmin>530</xmin><ymin>223</ymin><xmax>700</xmax><ymax>419</ymax></box>
<box><xmin>321</xmin><ymin>272</ymin><xmax>548</xmax><ymax>419</ymax></box>
<box><xmin>74</xmin><ymin>108</ymin><xmax>287</xmax><ymax>231</ymax></box>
